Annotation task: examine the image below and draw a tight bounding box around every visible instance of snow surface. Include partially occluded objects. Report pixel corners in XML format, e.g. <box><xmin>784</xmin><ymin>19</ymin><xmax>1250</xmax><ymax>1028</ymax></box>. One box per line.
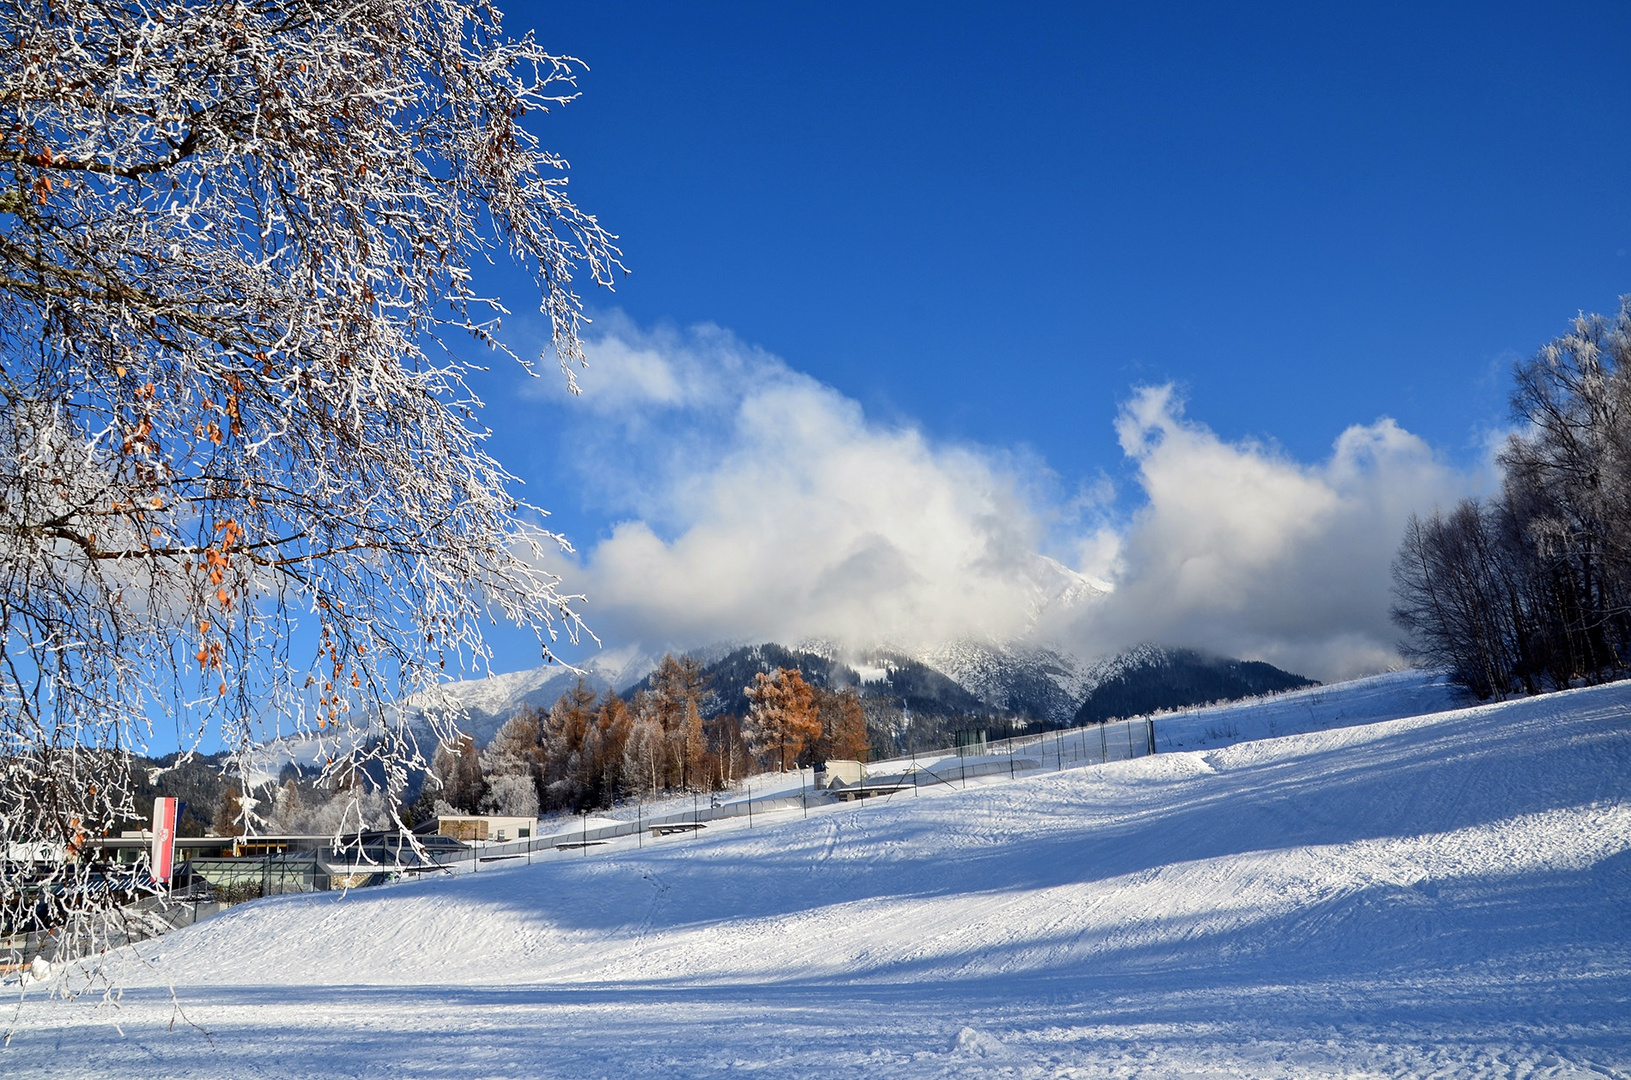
<box><xmin>8</xmin><ymin>676</ymin><xmax>1629</xmax><ymax>1078</ymax></box>
<box><xmin>1153</xmin><ymin>667</ymin><xmax>1464</xmax><ymax>750</ymax></box>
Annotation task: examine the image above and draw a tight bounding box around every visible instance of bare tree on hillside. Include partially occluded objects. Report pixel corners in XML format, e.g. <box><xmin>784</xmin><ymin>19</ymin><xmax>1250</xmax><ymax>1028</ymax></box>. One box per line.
<box><xmin>1391</xmin><ymin>502</ymin><xmax>1523</xmax><ymax>699</ymax></box>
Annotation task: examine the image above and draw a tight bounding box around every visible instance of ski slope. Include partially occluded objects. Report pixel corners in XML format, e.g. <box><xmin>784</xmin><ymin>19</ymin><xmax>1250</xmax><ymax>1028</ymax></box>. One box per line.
<box><xmin>7</xmin><ymin>676</ymin><xmax>1630</xmax><ymax>1078</ymax></box>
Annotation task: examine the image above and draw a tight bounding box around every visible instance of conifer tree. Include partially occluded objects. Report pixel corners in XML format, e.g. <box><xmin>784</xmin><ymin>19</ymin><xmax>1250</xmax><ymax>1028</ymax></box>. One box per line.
<box><xmin>743</xmin><ymin>668</ymin><xmax>821</xmax><ymax>771</ymax></box>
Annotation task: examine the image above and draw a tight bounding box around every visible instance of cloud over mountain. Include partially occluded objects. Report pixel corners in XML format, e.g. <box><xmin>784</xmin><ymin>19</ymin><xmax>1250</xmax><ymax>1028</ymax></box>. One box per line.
<box><xmin>527</xmin><ymin>320</ymin><xmax>1483</xmax><ymax>681</ymax></box>
<box><xmin>1057</xmin><ymin>385</ymin><xmax>1478</xmax><ymax>680</ymax></box>
<box><xmin>535</xmin><ymin>320</ymin><xmax>1086</xmax><ymax>651</ymax></box>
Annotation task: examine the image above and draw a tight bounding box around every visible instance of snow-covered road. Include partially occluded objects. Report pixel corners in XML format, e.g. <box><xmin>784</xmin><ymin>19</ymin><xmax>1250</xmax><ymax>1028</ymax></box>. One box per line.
<box><xmin>8</xmin><ymin>677</ymin><xmax>1629</xmax><ymax>1078</ymax></box>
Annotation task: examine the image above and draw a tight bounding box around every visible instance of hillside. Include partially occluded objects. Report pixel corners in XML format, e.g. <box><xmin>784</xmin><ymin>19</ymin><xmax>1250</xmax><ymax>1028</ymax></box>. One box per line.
<box><xmin>11</xmin><ymin>676</ymin><xmax>1629</xmax><ymax>1078</ymax></box>
<box><xmin>1072</xmin><ymin>645</ymin><xmax>1317</xmax><ymax>724</ymax></box>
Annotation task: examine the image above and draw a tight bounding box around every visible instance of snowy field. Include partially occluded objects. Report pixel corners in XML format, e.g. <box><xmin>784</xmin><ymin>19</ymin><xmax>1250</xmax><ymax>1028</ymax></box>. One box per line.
<box><xmin>6</xmin><ymin>675</ymin><xmax>1629</xmax><ymax>1079</ymax></box>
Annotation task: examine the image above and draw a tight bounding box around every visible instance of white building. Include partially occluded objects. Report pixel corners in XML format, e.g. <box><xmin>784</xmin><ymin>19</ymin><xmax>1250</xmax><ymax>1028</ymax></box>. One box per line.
<box><xmin>429</xmin><ymin>815</ymin><xmax>536</xmax><ymax>844</ymax></box>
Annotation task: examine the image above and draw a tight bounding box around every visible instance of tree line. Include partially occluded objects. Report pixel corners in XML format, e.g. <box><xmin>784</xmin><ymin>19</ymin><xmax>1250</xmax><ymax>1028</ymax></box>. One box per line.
<box><xmin>417</xmin><ymin>656</ymin><xmax>873</xmax><ymax>818</ymax></box>
<box><xmin>1392</xmin><ymin>298</ymin><xmax>1631</xmax><ymax>698</ymax></box>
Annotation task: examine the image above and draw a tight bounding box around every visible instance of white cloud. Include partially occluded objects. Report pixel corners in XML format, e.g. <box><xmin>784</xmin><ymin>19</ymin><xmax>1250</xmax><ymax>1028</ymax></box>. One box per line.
<box><xmin>561</xmin><ymin>326</ymin><xmax>1063</xmax><ymax>649</ymax></box>
<box><xmin>1067</xmin><ymin>385</ymin><xmax>1481</xmax><ymax>680</ymax></box>
<box><xmin>531</xmin><ymin>320</ymin><xmax>1487</xmax><ymax>682</ymax></box>
<box><xmin>519</xmin><ymin>315</ymin><xmax>770</xmax><ymax>417</ymax></box>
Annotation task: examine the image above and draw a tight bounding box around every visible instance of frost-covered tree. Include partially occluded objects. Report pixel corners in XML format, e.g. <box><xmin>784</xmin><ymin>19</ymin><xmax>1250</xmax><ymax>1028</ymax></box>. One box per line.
<box><xmin>1501</xmin><ymin>299</ymin><xmax>1631</xmax><ymax>673</ymax></box>
<box><xmin>0</xmin><ymin>0</ymin><xmax>621</xmax><ymax>937</ymax></box>
<box><xmin>479</xmin><ymin>711</ymin><xmax>541</xmax><ymax>817</ymax></box>
<box><xmin>1392</xmin><ymin>297</ymin><xmax>1631</xmax><ymax>696</ymax></box>
<box><xmin>481</xmin><ymin>707</ymin><xmax>541</xmax><ymax>786</ymax></box>
<box><xmin>480</xmin><ymin>773</ymin><xmax>539</xmax><ymax>818</ymax></box>
<box><xmin>272</xmin><ymin>779</ymin><xmax>304</xmax><ymax>829</ymax></box>
<box><xmin>428</xmin><ymin>734</ymin><xmax>484</xmax><ymax>815</ymax></box>
<box><xmin>621</xmin><ymin>692</ymin><xmax>667</xmax><ymax>800</ymax></box>
<box><xmin>269</xmin><ymin>775</ymin><xmax>394</xmax><ymax>835</ymax></box>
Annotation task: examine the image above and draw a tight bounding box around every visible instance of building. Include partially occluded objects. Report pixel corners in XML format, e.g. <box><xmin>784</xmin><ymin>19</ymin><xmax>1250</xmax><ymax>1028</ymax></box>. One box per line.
<box><xmin>419</xmin><ymin>814</ymin><xmax>537</xmax><ymax>844</ymax></box>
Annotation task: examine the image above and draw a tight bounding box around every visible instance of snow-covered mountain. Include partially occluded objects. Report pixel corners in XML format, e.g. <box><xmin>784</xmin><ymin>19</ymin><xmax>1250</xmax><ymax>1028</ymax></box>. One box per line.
<box><xmin>376</xmin><ymin>553</ymin><xmax>1123</xmax><ymax>740</ymax></box>
<box><xmin>917</xmin><ymin>639</ymin><xmax>1098</xmax><ymax>723</ymax></box>
<box><xmin>408</xmin><ymin>633</ymin><xmax>1315</xmax><ymax>744</ymax></box>
<box><xmin>392</xmin><ymin>645</ymin><xmax>654</xmax><ymax>747</ymax></box>
<box><xmin>1010</xmin><ymin>552</ymin><xmax>1110</xmax><ymax>629</ymax></box>
<box><xmin>1070</xmin><ymin>645</ymin><xmax>1318</xmax><ymax>724</ymax></box>
<box><xmin>378</xmin><ymin>548</ymin><xmax>1298</xmax><ymax>740</ymax></box>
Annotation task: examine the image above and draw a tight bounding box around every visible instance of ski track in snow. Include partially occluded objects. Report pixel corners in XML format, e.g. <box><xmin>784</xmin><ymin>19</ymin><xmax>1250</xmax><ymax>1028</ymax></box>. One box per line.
<box><xmin>7</xmin><ymin>678</ymin><xmax>1631</xmax><ymax>1078</ymax></box>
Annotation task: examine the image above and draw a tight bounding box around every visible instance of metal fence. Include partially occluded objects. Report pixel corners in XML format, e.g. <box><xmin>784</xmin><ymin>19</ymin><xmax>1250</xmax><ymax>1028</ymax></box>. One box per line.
<box><xmin>433</xmin><ymin>716</ymin><xmax>1157</xmax><ymax>872</ymax></box>
<box><xmin>3</xmin><ymin>717</ymin><xmax>1157</xmax><ymax>968</ymax></box>
<box><xmin>2</xmin><ymin>886</ymin><xmax>223</xmax><ymax>974</ymax></box>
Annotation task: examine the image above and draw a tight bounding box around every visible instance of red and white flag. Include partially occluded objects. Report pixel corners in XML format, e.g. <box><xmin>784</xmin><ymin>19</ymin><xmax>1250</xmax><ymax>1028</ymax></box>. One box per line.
<box><xmin>151</xmin><ymin>796</ymin><xmax>179</xmax><ymax>886</ymax></box>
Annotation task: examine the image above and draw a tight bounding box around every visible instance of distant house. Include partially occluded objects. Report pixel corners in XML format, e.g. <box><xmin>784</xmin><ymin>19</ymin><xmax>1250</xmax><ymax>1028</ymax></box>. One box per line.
<box><xmin>816</xmin><ymin>760</ymin><xmax>865</xmax><ymax>790</ymax></box>
<box><xmin>422</xmin><ymin>815</ymin><xmax>536</xmax><ymax>844</ymax></box>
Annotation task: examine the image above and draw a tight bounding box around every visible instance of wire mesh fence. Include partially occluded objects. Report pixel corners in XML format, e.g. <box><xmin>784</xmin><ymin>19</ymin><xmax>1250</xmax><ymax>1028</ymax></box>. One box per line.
<box><xmin>1</xmin><ymin>886</ymin><xmax>222</xmax><ymax>975</ymax></box>
<box><xmin>4</xmin><ymin>717</ymin><xmax>1157</xmax><ymax>969</ymax></box>
<box><xmin>433</xmin><ymin>716</ymin><xmax>1157</xmax><ymax>872</ymax></box>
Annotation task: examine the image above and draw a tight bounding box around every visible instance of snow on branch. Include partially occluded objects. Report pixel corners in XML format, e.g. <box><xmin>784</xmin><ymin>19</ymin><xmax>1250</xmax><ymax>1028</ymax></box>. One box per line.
<box><xmin>0</xmin><ymin>0</ymin><xmax>623</xmax><ymax>953</ymax></box>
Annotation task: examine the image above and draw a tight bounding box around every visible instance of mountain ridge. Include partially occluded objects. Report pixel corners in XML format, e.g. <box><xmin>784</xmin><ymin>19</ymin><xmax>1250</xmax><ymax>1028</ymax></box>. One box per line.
<box><xmin>411</xmin><ymin>637</ymin><xmax>1316</xmax><ymax>747</ymax></box>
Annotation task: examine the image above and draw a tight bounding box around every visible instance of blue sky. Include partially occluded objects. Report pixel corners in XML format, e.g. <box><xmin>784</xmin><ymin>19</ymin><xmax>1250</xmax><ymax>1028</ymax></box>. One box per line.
<box><xmin>460</xmin><ymin>1</ymin><xmax>1631</xmax><ymax>681</ymax></box>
